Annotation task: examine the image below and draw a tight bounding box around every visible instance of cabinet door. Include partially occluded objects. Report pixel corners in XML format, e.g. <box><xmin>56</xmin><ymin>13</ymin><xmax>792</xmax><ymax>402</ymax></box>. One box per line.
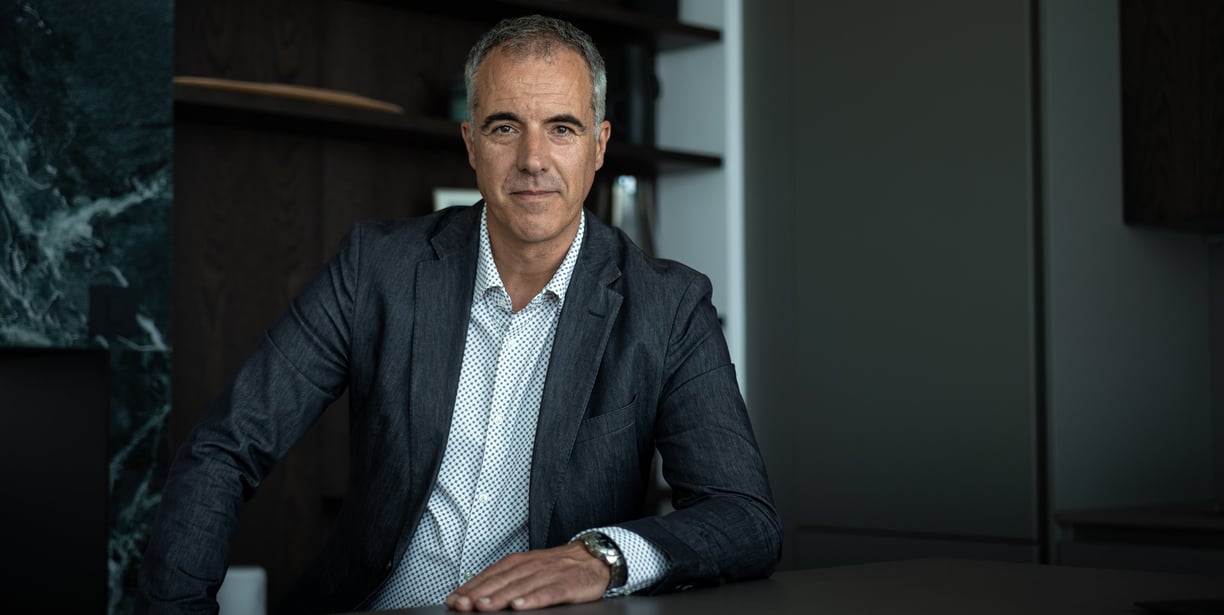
<box><xmin>747</xmin><ymin>0</ymin><xmax>1038</xmax><ymax>566</ymax></box>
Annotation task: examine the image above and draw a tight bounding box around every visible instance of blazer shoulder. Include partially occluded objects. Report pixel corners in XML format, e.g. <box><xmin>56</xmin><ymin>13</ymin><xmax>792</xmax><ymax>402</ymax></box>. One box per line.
<box><xmin>606</xmin><ymin>228</ymin><xmax>709</xmax><ymax>296</ymax></box>
<box><xmin>346</xmin><ymin>205</ymin><xmax>479</xmax><ymax>262</ymax></box>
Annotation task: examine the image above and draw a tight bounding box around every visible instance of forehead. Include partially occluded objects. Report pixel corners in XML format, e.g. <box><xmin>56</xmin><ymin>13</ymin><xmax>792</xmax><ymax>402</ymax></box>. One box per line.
<box><xmin>474</xmin><ymin>46</ymin><xmax>592</xmax><ymax>108</ymax></box>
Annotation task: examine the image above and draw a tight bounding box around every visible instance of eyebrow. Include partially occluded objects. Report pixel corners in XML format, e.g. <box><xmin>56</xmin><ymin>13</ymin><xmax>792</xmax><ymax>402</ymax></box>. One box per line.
<box><xmin>479</xmin><ymin>112</ymin><xmax>587</xmax><ymax>132</ymax></box>
<box><xmin>546</xmin><ymin>114</ymin><xmax>587</xmax><ymax>131</ymax></box>
<box><xmin>480</xmin><ymin>112</ymin><xmax>522</xmax><ymax>131</ymax></box>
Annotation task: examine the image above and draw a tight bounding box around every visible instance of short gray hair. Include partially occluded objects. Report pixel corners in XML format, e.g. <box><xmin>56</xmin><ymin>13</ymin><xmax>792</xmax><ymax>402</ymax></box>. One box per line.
<box><xmin>464</xmin><ymin>15</ymin><xmax>607</xmax><ymax>127</ymax></box>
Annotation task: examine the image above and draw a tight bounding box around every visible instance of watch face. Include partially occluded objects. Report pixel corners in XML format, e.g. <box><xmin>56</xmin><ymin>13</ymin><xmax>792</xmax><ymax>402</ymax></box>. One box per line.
<box><xmin>588</xmin><ymin>535</ymin><xmax>612</xmax><ymax>554</ymax></box>
<box><xmin>580</xmin><ymin>533</ymin><xmax>627</xmax><ymax>588</ymax></box>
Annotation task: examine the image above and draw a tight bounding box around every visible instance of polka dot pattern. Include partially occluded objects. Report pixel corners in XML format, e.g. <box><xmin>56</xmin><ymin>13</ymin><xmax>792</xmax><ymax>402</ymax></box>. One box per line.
<box><xmin>368</xmin><ymin>207</ymin><xmax>579</xmax><ymax>609</ymax></box>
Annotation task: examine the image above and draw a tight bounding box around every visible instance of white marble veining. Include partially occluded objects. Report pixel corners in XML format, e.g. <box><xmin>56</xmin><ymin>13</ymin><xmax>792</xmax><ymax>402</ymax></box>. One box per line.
<box><xmin>0</xmin><ymin>95</ymin><xmax>169</xmax><ymax>346</ymax></box>
<box><xmin>108</xmin><ymin>396</ymin><xmax>170</xmax><ymax>615</ymax></box>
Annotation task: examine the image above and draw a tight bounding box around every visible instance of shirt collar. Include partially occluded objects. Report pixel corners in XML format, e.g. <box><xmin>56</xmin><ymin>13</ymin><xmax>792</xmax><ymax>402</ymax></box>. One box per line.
<box><xmin>476</xmin><ymin>206</ymin><xmax>585</xmax><ymax>305</ymax></box>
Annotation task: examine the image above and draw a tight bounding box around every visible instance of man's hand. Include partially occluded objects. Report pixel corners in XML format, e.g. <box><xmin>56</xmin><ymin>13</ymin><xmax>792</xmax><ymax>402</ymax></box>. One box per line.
<box><xmin>444</xmin><ymin>541</ymin><xmax>611</xmax><ymax>611</ymax></box>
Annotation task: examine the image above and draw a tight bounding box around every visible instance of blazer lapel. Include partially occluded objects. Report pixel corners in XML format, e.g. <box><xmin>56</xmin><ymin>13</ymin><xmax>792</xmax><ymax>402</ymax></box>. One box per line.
<box><xmin>406</xmin><ymin>209</ymin><xmax>479</xmax><ymax>502</ymax></box>
<box><xmin>529</xmin><ymin>217</ymin><xmax>623</xmax><ymax>548</ymax></box>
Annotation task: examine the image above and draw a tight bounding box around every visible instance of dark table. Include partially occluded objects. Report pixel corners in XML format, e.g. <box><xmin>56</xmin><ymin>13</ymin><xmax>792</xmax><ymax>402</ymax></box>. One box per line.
<box><xmin>358</xmin><ymin>558</ymin><xmax>1223</xmax><ymax>615</ymax></box>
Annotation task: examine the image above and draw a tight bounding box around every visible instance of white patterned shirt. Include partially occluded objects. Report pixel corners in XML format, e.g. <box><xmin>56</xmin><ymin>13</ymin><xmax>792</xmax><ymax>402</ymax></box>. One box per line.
<box><xmin>367</xmin><ymin>208</ymin><xmax>668</xmax><ymax>609</ymax></box>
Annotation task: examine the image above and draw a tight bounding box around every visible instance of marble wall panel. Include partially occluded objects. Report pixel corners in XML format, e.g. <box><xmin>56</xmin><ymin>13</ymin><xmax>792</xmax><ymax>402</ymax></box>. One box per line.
<box><xmin>0</xmin><ymin>1</ymin><xmax>172</xmax><ymax>346</ymax></box>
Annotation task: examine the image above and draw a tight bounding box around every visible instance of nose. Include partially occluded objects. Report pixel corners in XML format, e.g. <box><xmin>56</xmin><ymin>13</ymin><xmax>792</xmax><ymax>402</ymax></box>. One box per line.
<box><xmin>517</xmin><ymin>127</ymin><xmax>548</xmax><ymax>175</ymax></box>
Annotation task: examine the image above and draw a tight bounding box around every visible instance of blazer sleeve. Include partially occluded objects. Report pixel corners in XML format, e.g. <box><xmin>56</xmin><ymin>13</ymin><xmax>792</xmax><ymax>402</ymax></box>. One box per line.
<box><xmin>136</xmin><ymin>225</ymin><xmax>362</xmax><ymax>614</ymax></box>
<box><xmin>616</xmin><ymin>273</ymin><xmax>783</xmax><ymax>593</ymax></box>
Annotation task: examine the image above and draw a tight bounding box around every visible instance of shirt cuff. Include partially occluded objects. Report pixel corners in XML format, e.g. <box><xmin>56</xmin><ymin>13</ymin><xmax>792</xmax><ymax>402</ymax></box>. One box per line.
<box><xmin>573</xmin><ymin>527</ymin><xmax>670</xmax><ymax>597</ymax></box>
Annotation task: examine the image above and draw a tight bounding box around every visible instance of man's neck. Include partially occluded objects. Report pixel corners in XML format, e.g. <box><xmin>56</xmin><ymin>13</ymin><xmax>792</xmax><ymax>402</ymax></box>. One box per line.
<box><xmin>491</xmin><ymin>236</ymin><xmax>572</xmax><ymax>312</ymax></box>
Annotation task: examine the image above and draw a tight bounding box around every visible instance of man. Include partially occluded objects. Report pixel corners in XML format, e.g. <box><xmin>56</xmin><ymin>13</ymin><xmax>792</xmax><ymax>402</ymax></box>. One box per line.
<box><xmin>139</xmin><ymin>15</ymin><xmax>779</xmax><ymax>614</ymax></box>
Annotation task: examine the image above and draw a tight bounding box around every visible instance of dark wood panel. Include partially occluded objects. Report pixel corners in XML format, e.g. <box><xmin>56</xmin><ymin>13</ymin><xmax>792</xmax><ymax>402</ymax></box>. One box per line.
<box><xmin>323</xmin><ymin>2</ymin><xmax>486</xmax><ymax>117</ymax></box>
<box><xmin>236</xmin><ymin>127</ymin><xmax>330</xmax><ymax>609</ymax></box>
<box><xmin>1121</xmin><ymin>0</ymin><xmax>1224</xmax><ymax>231</ymax></box>
<box><xmin>393</xmin><ymin>0</ymin><xmax>719</xmax><ymax>50</ymax></box>
<box><xmin>173</xmin><ymin>120</ymin><xmax>333</xmax><ymax>607</ymax></box>
<box><xmin>177</xmin><ymin>0</ymin><xmax>325</xmax><ymax>84</ymax></box>
<box><xmin>319</xmin><ymin>137</ymin><xmax>471</xmax><ymax>241</ymax></box>
<box><xmin>173</xmin><ymin>123</ymin><xmax>247</xmax><ymax>445</ymax></box>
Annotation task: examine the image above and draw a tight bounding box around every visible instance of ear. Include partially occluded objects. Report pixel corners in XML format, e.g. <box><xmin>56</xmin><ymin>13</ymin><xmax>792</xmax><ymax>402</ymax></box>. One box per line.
<box><xmin>461</xmin><ymin>121</ymin><xmax>477</xmax><ymax>170</ymax></box>
<box><xmin>594</xmin><ymin>120</ymin><xmax>611</xmax><ymax>170</ymax></box>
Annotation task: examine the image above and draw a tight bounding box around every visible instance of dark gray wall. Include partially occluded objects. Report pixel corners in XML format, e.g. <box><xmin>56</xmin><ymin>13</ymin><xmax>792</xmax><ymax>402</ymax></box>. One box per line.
<box><xmin>1041</xmin><ymin>0</ymin><xmax>1213</xmax><ymax>519</ymax></box>
<box><xmin>745</xmin><ymin>0</ymin><xmax>1217</xmax><ymax>570</ymax></box>
<box><xmin>742</xmin><ymin>0</ymin><xmax>799</xmax><ymax>549</ymax></box>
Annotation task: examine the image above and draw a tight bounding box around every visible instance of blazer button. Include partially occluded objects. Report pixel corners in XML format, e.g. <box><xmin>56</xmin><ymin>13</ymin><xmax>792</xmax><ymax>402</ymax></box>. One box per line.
<box><xmin>385</xmin><ymin>560</ymin><xmax>394</xmax><ymax>572</ymax></box>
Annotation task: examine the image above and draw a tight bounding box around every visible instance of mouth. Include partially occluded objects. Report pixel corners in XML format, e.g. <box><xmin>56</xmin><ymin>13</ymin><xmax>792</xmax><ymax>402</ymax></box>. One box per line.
<box><xmin>510</xmin><ymin>189</ymin><xmax>558</xmax><ymax>203</ymax></box>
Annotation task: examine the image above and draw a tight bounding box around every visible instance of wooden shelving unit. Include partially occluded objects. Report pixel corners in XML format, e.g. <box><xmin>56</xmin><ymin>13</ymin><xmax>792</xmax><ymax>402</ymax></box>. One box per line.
<box><xmin>392</xmin><ymin>0</ymin><xmax>720</xmax><ymax>50</ymax></box>
<box><xmin>173</xmin><ymin>82</ymin><xmax>722</xmax><ymax>176</ymax></box>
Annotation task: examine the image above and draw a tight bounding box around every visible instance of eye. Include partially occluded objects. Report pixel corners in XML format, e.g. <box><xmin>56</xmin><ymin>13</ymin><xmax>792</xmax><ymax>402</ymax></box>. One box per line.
<box><xmin>495</xmin><ymin>124</ymin><xmax>514</xmax><ymax>134</ymax></box>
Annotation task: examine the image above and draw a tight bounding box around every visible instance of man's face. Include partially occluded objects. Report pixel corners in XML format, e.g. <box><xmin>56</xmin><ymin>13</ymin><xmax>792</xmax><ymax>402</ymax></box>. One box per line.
<box><xmin>462</xmin><ymin>46</ymin><xmax>610</xmax><ymax>256</ymax></box>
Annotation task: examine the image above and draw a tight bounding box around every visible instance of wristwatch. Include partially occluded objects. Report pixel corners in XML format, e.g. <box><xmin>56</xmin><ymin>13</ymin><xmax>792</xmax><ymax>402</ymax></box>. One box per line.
<box><xmin>576</xmin><ymin>531</ymin><xmax>628</xmax><ymax>590</ymax></box>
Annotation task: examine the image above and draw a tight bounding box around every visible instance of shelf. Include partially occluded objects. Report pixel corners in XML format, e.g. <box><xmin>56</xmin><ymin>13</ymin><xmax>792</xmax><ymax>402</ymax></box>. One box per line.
<box><xmin>609</xmin><ymin>140</ymin><xmax>721</xmax><ymax>175</ymax></box>
<box><xmin>390</xmin><ymin>0</ymin><xmax>720</xmax><ymax>51</ymax></box>
<box><xmin>173</xmin><ymin>83</ymin><xmax>721</xmax><ymax>175</ymax></box>
<box><xmin>174</xmin><ymin>82</ymin><xmax>459</xmax><ymax>145</ymax></box>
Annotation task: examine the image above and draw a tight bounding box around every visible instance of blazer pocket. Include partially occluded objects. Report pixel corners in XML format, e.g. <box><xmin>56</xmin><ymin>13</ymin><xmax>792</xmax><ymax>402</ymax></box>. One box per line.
<box><xmin>574</xmin><ymin>395</ymin><xmax>638</xmax><ymax>443</ymax></box>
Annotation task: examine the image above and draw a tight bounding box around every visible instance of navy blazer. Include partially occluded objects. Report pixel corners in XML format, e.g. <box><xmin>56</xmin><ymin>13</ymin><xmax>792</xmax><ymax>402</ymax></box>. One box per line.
<box><xmin>139</xmin><ymin>205</ymin><xmax>780</xmax><ymax>614</ymax></box>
